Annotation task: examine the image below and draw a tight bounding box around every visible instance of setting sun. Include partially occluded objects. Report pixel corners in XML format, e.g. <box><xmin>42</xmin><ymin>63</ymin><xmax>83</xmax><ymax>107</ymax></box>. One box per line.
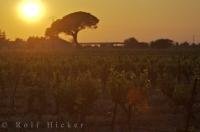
<box><xmin>17</xmin><ymin>0</ymin><xmax>45</xmax><ymax>22</ymax></box>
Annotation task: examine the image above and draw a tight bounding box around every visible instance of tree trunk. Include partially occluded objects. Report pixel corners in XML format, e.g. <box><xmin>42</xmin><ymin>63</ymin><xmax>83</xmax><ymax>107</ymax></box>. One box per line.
<box><xmin>127</xmin><ymin>105</ymin><xmax>133</xmax><ymax>132</ymax></box>
<box><xmin>72</xmin><ymin>32</ymin><xmax>80</xmax><ymax>48</ymax></box>
<box><xmin>119</xmin><ymin>103</ymin><xmax>133</xmax><ymax>132</ymax></box>
<box><xmin>184</xmin><ymin>78</ymin><xmax>198</xmax><ymax>132</ymax></box>
<box><xmin>111</xmin><ymin>102</ymin><xmax>118</xmax><ymax>132</ymax></box>
<box><xmin>11</xmin><ymin>82</ymin><xmax>19</xmax><ymax>116</ymax></box>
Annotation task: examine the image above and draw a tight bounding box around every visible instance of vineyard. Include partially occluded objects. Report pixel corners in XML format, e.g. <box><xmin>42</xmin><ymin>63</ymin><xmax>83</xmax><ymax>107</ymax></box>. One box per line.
<box><xmin>0</xmin><ymin>48</ymin><xmax>200</xmax><ymax>132</ymax></box>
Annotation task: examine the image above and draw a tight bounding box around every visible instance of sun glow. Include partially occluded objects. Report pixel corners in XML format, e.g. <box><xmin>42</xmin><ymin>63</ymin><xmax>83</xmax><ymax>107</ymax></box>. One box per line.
<box><xmin>17</xmin><ymin>0</ymin><xmax>45</xmax><ymax>22</ymax></box>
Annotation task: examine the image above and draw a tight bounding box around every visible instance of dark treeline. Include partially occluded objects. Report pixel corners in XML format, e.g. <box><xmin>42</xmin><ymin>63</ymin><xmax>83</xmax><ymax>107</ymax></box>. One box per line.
<box><xmin>1</xmin><ymin>30</ymin><xmax>200</xmax><ymax>49</ymax></box>
<box><xmin>0</xmin><ymin>11</ymin><xmax>200</xmax><ymax>49</ymax></box>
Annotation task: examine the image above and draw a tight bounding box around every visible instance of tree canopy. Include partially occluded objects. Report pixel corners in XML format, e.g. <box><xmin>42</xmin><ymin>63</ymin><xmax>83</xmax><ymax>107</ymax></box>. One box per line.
<box><xmin>124</xmin><ymin>37</ymin><xmax>149</xmax><ymax>48</ymax></box>
<box><xmin>45</xmin><ymin>11</ymin><xmax>99</xmax><ymax>47</ymax></box>
<box><xmin>124</xmin><ymin>37</ymin><xmax>139</xmax><ymax>48</ymax></box>
<box><xmin>150</xmin><ymin>39</ymin><xmax>174</xmax><ymax>49</ymax></box>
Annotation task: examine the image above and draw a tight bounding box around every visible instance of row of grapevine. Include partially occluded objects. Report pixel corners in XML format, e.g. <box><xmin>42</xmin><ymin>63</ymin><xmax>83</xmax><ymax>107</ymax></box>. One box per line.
<box><xmin>0</xmin><ymin>49</ymin><xmax>199</xmax><ymax>131</ymax></box>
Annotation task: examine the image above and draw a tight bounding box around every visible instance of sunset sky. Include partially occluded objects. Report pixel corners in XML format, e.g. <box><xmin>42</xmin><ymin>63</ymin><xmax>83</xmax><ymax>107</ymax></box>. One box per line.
<box><xmin>0</xmin><ymin>0</ymin><xmax>200</xmax><ymax>43</ymax></box>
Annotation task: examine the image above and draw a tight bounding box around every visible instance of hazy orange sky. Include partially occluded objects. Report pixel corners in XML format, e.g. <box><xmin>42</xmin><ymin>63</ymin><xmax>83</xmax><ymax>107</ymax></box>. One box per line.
<box><xmin>0</xmin><ymin>0</ymin><xmax>200</xmax><ymax>43</ymax></box>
